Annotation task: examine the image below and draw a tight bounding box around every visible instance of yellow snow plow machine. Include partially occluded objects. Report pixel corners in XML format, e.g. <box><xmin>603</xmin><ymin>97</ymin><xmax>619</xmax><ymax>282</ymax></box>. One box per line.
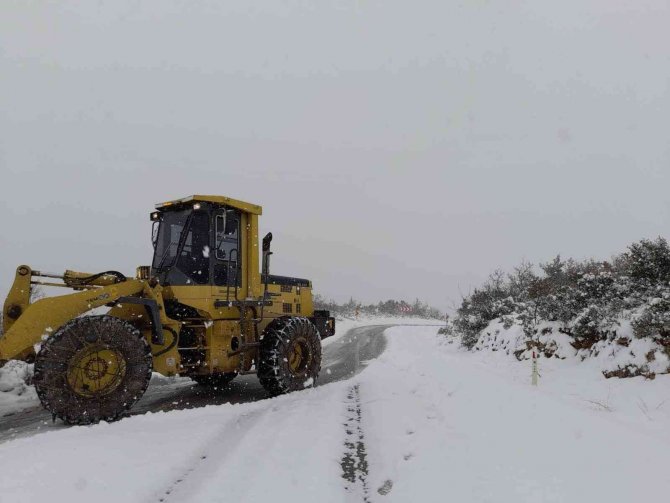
<box><xmin>0</xmin><ymin>195</ymin><xmax>334</xmax><ymax>424</ymax></box>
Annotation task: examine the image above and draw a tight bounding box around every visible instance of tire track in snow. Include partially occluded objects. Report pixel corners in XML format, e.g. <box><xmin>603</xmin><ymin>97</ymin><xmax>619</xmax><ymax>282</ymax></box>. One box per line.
<box><xmin>154</xmin><ymin>408</ymin><xmax>267</xmax><ymax>503</ymax></box>
<box><xmin>152</xmin><ymin>326</ymin><xmax>393</xmax><ymax>503</ymax></box>
<box><xmin>341</xmin><ymin>383</ymin><xmax>371</xmax><ymax>502</ymax></box>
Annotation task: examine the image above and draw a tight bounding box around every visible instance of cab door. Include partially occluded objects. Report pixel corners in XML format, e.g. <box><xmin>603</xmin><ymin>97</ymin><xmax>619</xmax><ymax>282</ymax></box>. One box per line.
<box><xmin>212</xmin><ymin>207</ymin><xmax>242</xmax><ymax>299</ymax></box>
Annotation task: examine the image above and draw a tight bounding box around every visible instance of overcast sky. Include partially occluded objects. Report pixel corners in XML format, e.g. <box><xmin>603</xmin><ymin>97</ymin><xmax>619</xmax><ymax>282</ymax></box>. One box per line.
<box><xmin>1</xmin><ymin>0</ymin><xmax>669</xmax><ymax>310</ymax></box>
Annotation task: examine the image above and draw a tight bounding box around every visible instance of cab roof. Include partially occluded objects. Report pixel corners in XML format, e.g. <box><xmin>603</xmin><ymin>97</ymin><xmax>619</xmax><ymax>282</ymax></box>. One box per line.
<box><xmin>155</xmin><ymin>195</ymin><xmax>262</xmax><ymax>215</ymax></box>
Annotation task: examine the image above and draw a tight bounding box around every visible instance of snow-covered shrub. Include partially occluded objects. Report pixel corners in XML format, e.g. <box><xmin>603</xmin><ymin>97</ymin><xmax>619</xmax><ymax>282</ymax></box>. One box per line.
<box><xmin>530</xmin><ymin>257</ymin><xmax>581</xmax><ymax>324</ymax></box>
<box><xmin>626</xmin><ymin>237</ymin><xmax>670</xmax><ymax>290</ymax></box>
<box><xmin>454</xmin><ymin>271</ymin><xmax>516</xmax><ymax>348</ymax></box>
<box><xmin>568</xmin><ymin>305</ymin><xmax>616</xmax><ymax>349</ymax></box>
<box><xmin>437</xmin><ymin>320</ymin><xmax>454</xmax><ymax>336</ymax></box>
<box><xmin>507</xmin><ymin>261</ymin><xmax>537</xmax><ymax>302</ymax></box>
<box><xmin>632</xmin><ymin>296</ymin><xmax>670</xmax><ymax>344</ymax></box>
<box><xmin>452</xmin><ymin>237</ymin><xmax>670</xmax><ymax>378</ymax></box>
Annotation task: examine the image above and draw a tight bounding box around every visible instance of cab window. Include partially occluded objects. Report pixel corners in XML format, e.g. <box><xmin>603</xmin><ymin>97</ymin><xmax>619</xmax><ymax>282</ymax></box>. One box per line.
<box><xmin>214</xmin><ymin>209</ymin><xmax>241</xmax><ymax>286</ymax></box>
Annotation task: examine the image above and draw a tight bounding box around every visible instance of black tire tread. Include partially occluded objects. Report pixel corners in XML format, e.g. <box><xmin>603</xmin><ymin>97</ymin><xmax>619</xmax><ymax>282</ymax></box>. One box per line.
<box><xmin>33</xmin><ymin>315</ymin><xmax>152</xmax><ymax>425</ymax></box>
<box><xmin>258</xmin><ymin>317</ymin><xmax>321</xmax><ymax>396</ymax></box>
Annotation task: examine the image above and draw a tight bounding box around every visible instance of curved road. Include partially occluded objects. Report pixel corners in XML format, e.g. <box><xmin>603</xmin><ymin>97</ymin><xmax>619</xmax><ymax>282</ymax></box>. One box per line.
<box><xmin>0</xmin><ymin>324</ymin><xmax>391</xmax><ymax>444</ymax></box>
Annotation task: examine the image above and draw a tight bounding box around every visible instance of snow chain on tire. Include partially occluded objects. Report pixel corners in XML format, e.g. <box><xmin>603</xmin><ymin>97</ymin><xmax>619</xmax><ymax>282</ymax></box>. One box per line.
<box><xmin>33</xmin><ymin>315</ymin><xmax>153</xmax><ymax>425</ymax></box>
<box><xmin>258</xmin><ymin>317</ymin><xmax>321</xmax><ymax>396</ymax></box>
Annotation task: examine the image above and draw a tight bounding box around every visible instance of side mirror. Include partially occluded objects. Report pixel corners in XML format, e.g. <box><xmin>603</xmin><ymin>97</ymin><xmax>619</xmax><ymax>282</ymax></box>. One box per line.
<box><xmin>151</xmin><ymin>221</ymin><xmax>159</xmax><ymax>249</ymax></box>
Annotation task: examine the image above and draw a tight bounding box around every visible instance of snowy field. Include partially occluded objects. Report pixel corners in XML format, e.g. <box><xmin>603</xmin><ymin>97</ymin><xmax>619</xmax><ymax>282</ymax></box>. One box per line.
<box><xmin>1</xmin><ymin>321</ymin><xmax>670</xmax><ymax>502</ymax></box>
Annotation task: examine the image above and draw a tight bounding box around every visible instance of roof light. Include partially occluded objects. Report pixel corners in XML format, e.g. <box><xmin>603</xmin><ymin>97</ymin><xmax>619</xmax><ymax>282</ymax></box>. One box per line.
<box><xmin>193</xmin><ymin>203</ymin><xmax>202</xmax><ymax>210</ymax></box>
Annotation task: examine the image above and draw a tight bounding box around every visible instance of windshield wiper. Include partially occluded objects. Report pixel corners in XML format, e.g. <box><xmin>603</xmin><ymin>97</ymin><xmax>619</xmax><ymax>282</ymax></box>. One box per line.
<box><xmin>155</xmin><ymin>212</ymin><xmax>194</xmax><ymax>272</ymax></box>
<box><xmin>154</xmin><ymin>242</ymin><xmax>173</xmax><ymax>273</ymax></box>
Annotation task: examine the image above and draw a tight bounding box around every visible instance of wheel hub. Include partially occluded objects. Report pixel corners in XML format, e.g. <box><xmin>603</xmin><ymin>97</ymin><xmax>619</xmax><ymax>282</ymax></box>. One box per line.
<box><xmin>83</xmin><ymin>356</ymin><xmax>109</xmax><ymax>380</ymax></box>
<box><xmin>288</xmin><ymin>337</ymin><xmax>311</xmax><ymax>375</ymax></box>
<box><xmin>66</xmin><ymin>345</ymin><xmax>127</xmax><ymax>398</ymax></box>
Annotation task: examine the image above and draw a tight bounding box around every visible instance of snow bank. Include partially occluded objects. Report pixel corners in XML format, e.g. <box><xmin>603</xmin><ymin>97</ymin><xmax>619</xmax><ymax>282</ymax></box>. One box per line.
<box><xmin>0</xmin><ymin>361</ymin><xmax>37</xmax><ymax>415</ymax></box>
<box><xmin>0</xmin><ymin>360</ymin><xmax>33</xmax><ymax>395</ymax></box>
<box><xmin>471</xmin><ymin>318</ymin><xmax>670</xmax><ymax>379</ymax></box>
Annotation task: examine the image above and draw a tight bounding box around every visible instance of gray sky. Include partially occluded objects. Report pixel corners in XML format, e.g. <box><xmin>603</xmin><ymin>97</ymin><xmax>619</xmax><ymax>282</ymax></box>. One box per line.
<box><xmin>1</xmin><ymin>0</ymin><xmax>669</xmax><ymax>310</ymax></box>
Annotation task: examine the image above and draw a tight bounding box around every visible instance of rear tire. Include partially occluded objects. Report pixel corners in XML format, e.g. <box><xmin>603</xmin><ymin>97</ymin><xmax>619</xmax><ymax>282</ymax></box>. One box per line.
<box><xmin>258</xmin><ymin>317</ymin><xmax>321</xmax><ymax>396</ymax></box>
<box><xmin>33</xmin><ymin>315</ymin><xmax>152</xmax><ymax>425</ymax></box>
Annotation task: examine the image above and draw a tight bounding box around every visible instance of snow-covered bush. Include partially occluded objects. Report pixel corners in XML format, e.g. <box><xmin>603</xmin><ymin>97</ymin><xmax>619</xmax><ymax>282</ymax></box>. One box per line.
<box><xmin>453</xmin><ymin>271</ymin><xmax>516</xmax><ymax>348</ymax></box>
<box><xmin>451</xmin><ymin>237</ymin><xmax>670</xmax><ymax>378</ymax></box>
<box><xmin>626</xmin><ymin>237</ymin><xmax>670</xmax><ymax>290</ymax></box>
<box><xmin>632</xmin><ymin>296</ymin><xmax>670</xmax><ymax>343</ymax></box>
<box><xmin>568</xmin><ymin>304</ymin><xmax>619</xmax><ymax>349</ymax></box>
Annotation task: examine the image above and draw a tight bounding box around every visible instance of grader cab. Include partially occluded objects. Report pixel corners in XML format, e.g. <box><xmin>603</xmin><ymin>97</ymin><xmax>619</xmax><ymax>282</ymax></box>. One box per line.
<box><xmin>0</xmin><ymin>195</ymin><xmax>334</xmax><ymax>424</ymax></box>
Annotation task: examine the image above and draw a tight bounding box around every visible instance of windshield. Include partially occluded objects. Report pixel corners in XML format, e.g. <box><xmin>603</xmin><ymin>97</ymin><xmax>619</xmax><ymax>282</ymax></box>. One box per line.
<box><xmin>152</xmin><ymin>209</ymin><xmax>192</xmax><ymax>271</ymax></box>
<box><xmin>151</xmin><ymin>209</ymin><xmax>210</xmax><ymax>284</ymax></box>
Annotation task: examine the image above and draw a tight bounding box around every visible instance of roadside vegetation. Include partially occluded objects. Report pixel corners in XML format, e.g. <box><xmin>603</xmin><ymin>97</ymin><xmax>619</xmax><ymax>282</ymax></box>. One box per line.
<box><xmin>450</xmin><ymin>237</ymin><xmax>670</xmax><ymax>378</ymax></box>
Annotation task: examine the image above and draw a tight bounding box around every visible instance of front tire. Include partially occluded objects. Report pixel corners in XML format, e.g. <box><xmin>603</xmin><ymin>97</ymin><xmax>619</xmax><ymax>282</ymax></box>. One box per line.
<box><xmin>258</xmin><ymin>317</ymin><xmax>321</xmax><ymax>396</ymax></box>
<box><xmin>33</xmin><ymin>315</ymin><xmax>152</xmax><ymax>425</ymax></box>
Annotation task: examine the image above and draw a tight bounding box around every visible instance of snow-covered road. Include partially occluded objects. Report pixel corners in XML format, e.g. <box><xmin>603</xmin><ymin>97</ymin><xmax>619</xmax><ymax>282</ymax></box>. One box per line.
<box><xmin>2</xmin><ymin>324</ymin><xmax>670</xmax><ymax>503</ymax></box>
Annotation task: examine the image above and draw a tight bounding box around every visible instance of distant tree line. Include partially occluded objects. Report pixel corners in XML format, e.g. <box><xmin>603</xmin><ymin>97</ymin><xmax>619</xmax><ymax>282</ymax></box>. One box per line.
<box><xmin>314</xmin><ymin>294</ymin><xmax>443</xmax><ymax>320</ymax></box>
<box><xmin>453</xmin><ymin>237</ymin><xmax>670</xmax><ymax>350</ymax></box>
